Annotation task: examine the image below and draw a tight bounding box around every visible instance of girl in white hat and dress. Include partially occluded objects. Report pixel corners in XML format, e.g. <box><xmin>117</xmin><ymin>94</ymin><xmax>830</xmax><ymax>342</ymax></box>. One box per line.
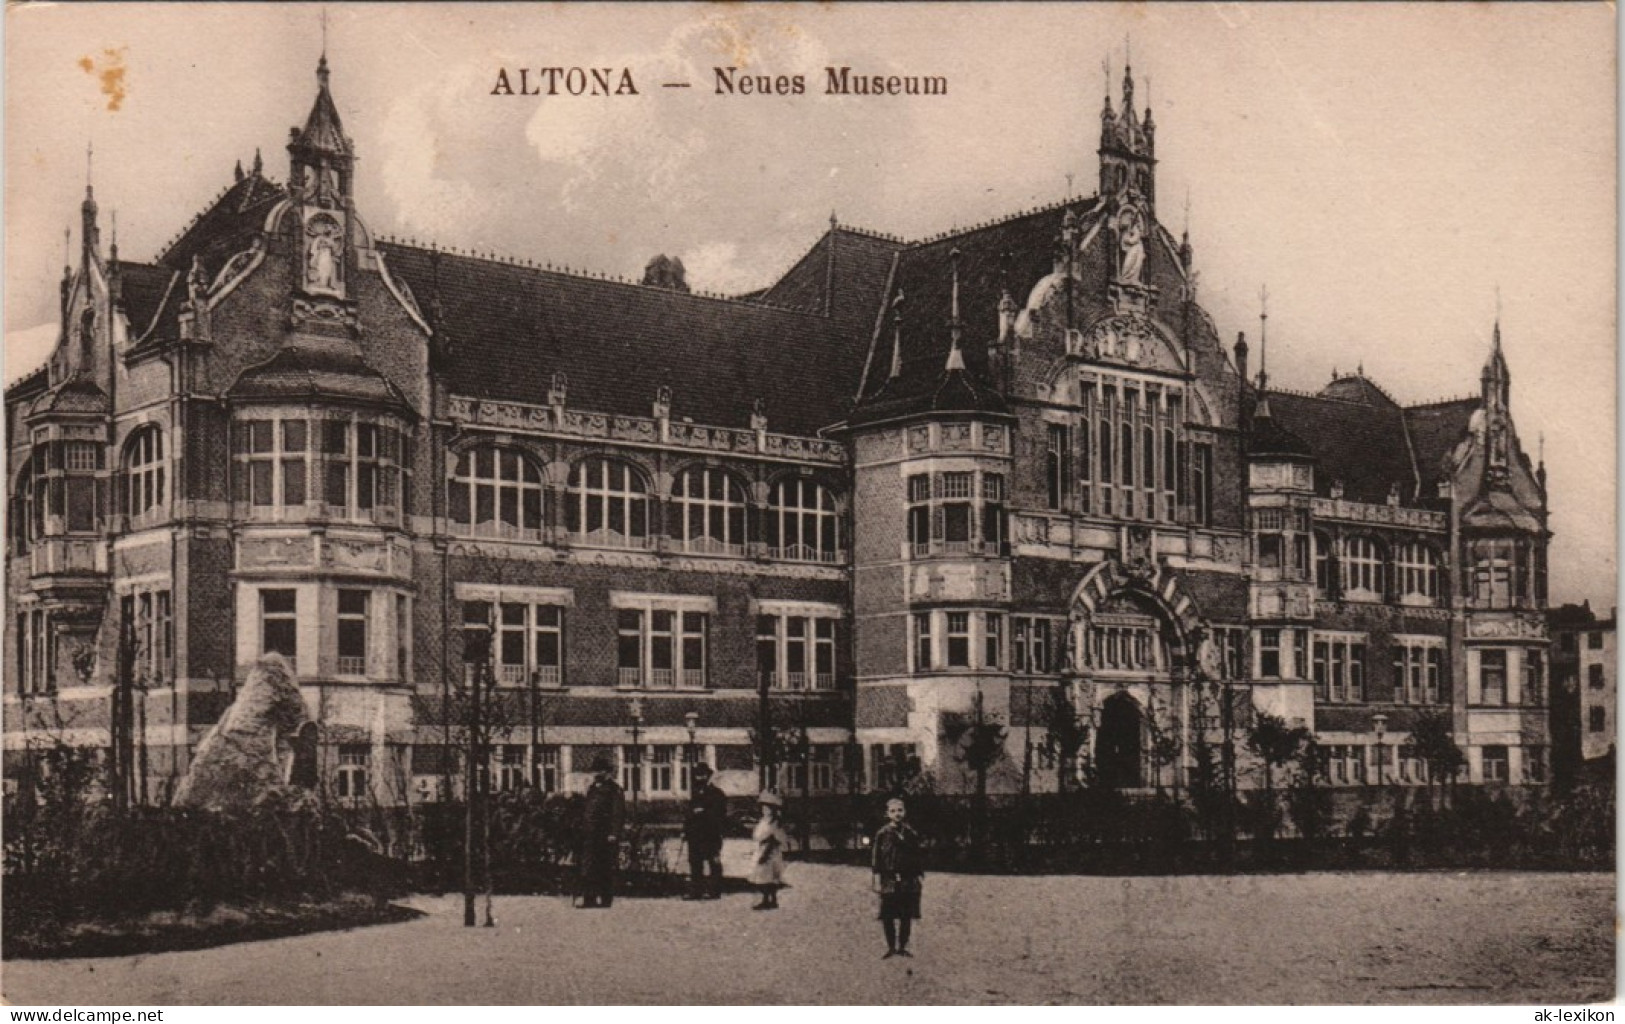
<box><xmin>749</xmin><ymin>791</ymin><xmax>787</xmax><ymax>910</ymax></box>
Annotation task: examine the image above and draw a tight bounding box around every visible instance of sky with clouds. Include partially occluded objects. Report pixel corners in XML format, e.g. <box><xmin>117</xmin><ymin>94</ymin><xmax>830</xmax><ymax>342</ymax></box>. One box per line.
<box><xmin>4</xmin><ymin>3</ymin><xmax>1615</xmax><ymax>609</ymax></box>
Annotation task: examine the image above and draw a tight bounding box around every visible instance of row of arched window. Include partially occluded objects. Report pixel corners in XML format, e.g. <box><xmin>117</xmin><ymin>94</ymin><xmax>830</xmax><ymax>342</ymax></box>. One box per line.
<box><xmin>8</xmin><ymin>430</ymin><xmax>844</xmax><ymax>566</ymax></box>
<box><xmin>1313</xmin><ymin>533</ymin><xmax>1442</xmax><ymax>604</ymax></box>
<box><xmin>446</xmin><ymin>449</ymin><xmax>843</xmax><ymax>562</ymax></box>
<box><xmin>9</xmin><ymin>427</ymin><xmax>162</xmax><ymax>550</ymax></box>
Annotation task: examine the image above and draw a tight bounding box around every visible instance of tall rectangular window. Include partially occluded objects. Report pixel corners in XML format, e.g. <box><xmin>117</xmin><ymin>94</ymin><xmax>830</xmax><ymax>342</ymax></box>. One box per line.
<box><xmin>155</xmin><ymin>591</ymin><xmax>173</xmax><ymax>680</ymax></box>
<box><xmin>906</xmin><ymin>475</ymin><xmax>931</xmax><ymax>556</ymax></box>
<box><xmin>945</xmin><ymin>612</ymin><xmax>971</xmax><ymax>668</ymax></box>
<box><xmin>984</xmin><ymin>612</ymin><xmax>1003</xmax><ymax>670</ymax></box>
<box><xmin>1481</xmin><ymin>744</ymin><xmax>1509</xmax><ymax>783</ymax></box>
<box><xmin>1523</xmin><ymin>649</ymin><xmax>1545</xmax><ymax>706</ymax></box>
<box><xmin>497</xmin><ymin>602</ymin><xmax>528</xmax><ymax>684</ymax></box>
<box><xmin>617</xmin><ymin>609</ymin><xmax>643</xmax><ymax>687</ymax></box>
<box><xmin>1259</xmin><ymin>629</ymin><xmax>1281</xmax><ymax>678</ymax></box>
<box><xmin>534</xmin><ymin>605</ymin><xmax>562</xmax><ymax>686</ymax></box>
<box><xmin>336</xmin><ymin>590</ymin><xmax>368</xmax><ymax>676</ymax></box>
<box><xmin>649</xmin><ymin>610</ymin><xmax>676</xmax><ymax>689</ymax></box>
<box><xmin>1479</xmin><ymin>649</ymin><xmax>1507</xmax><ymax>706</ymax></box>
<box><xmin>757</xmin><ymin>615</ymin><xmax>778</xmax><ymax>689</ymax></box>
<box><xmin>1192</xmin><ymin>443</ymin><xmax>1213</xmax><ymax>526</ymax></box>
<box><xmin>261</xmin><ymin>590</ymin><xmax>298</xmax><ymax>666</ymax></box>
<box><xmin>1046</xmin><ymin>424</ymin><xmax>1071</xmax><ymax>511</ymax></box>
<box><xmin>814</xmin><ymin>618</ymin><xmax>836</xmax><ymax>688</ymax></box>
<box><xmin>982</xmin><ymin>474</ymin><xmax>1007</xmax><ymax>549</ymax></box>
<box><xmin>396</xmin><ymin>595</ymin><xmax>410</xmax><ymax>683</ymax></box>
<box><xmin>680</xmin><ymin>612</ymin><xmax>707</xmax><ymax>688</ymax></box>
<box><xmin>336</xmin><ymin>744</ymin><xmax>369</xmax><ymax>803</ymax></box>
<box><xmin>913</xmin><ymin>612</ymin><xmax>933</xmax><ymax>672</ymax></box>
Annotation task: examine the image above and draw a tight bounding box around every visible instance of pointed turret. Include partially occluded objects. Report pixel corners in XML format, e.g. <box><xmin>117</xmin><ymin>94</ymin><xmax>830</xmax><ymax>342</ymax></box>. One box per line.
<box><xmin>1096</xmin><ymin>57</ymin><xmax>1157</xmax><ymax>208</ymax></box>
<box><xmin>287</xmin><ymin>53</ymin><xmax>354</xmax><ymax>209</ymax></box>
<box><xmin>80</xmin><ymin>185</ymin><xmax>100</xmax><ymax>271</ymax></box>
<box><xmin>1481</xmin><ymin>318</ymin><xmax>1510</xmax><ymax>411</ymax></box>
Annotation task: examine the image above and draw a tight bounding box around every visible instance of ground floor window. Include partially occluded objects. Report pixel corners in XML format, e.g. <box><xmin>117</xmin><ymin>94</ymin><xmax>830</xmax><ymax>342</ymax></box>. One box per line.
<box><xmin>1481</xmin><ymin>744</ymin><xmax>1509</xmax><ymax>783</ymax></box>
<box><xmin>336</xmin><ymin>744</ymin><xmax>369</xmax><ymax>803</ymax></box>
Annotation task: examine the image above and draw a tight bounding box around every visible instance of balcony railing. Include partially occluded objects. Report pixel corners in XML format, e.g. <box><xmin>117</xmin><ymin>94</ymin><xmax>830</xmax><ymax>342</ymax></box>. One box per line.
<box><xmin>769</xmin><ymin>544</ymin><xmax>843</xmax><ymax>564</ymax></box>
<box><xmin>336</xmin><ymin>655</ymin><xmax>366</xmax><ymax>676</ymax></box>
<box><xmin>498</xmin><ymin>664</ymin><xmax>527</xmax><ymax>685</ymax></box>
<box><xmin>464</xmin><ymin>520</ymin><xmax>544</xmax><ymax>543</ymax></box>
<box><xmin>576</xmin><ymin>529</ymin><xmax>655</xmax><ymax>551</ymax></box>
<box><xmin>617</xmin><ymin>667</ymin><xmax>642</xmax><ymax>688</ymax></box>
<box><xmin>682</xmin><ymin>536</ymin><xmax>746</xmax><ymax>558</ymax></box>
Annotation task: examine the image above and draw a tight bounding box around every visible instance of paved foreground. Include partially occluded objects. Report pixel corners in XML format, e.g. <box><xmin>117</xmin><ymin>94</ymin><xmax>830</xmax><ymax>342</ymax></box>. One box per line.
<box><xmin>4</xmin><ymin>844</ymin><xmax>1613</xmax><ymax>1004</ymax></box>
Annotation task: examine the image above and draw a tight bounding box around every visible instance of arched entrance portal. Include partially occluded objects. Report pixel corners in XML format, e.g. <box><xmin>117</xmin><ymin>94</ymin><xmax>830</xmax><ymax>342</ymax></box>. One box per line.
<box><xmin>1096</xmin><ymin>691</ymin><xmax>1142</xmax><ymax>789</ymax></box>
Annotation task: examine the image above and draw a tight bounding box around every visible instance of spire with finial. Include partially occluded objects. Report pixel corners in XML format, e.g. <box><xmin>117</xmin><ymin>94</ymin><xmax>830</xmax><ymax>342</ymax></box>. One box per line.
<box><xmin>318</xmin><ymin>6</ymin><xmax>330</xmax><ymax>86</ymax></box>
<box><xmin>1257</xmin><ymin>284</ymin><xmax>1269</xmax><ymax>390</ymax></box>
<box><xmin>944</xmin><ymin>248</ymin><xmax>965</xmax><ymax>372</ymax></box>
<box><xmin>80</xmin><ymin>141</ymin><xmax>100</xmax><ymax>269</ymax></box>
<box><xmin>1121</xmin><ymin>35</ymin><xmax>1135</xmax><ymax>115</ymax></box>
<box><xmin>1179</xmin><ymin>188</ymin><xmax>1193</xmax><ymax>270</ymax></box>
<box><xmin>253</xmin><ymin>147</ymin><xmax>263</xmax><ymax>176</ymax></box>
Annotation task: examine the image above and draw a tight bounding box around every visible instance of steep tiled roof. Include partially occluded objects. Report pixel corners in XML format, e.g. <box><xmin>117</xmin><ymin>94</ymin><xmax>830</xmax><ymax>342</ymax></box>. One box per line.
<box><xmin>159</xmin><ymin>172</ymin><xmax>285</xmax><ymax>280</ymax></box>
<box><xmin>759</xmin><ymin>225</ymin><xmax>905</xmax><ymax>371</ymax></box>
<box><xmin>1404</xmin><ymin>398</ymin><xmax>1478</xmax><ymax>497</ymax></box>
<box><xmin>116</xmin><ymin>261</ymin><xmax>182</xmax><ymax>343</ymax></box>
<box><xmin>1265</xmin><ymin>379</ymin><xmax>1419</xmax><ymax>506</ymax></box>
<box><xmin>870</xmin><ymin>200</ymin><xmax>1098</xmax><ymax>398</ymax></box>
<box><xmin>377</xmin><ymin>243</ymin><xmax>870</xmax><ymax>437</ymax></box>
<box><xmin>1246</xmin><ymin>397</ymin><xmax>1313</xmax><ymax>459</ymax></box>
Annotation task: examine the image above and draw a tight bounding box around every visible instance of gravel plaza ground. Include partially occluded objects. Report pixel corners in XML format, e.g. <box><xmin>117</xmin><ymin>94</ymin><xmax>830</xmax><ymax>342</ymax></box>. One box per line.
<box><xmin>3</xmin><ymin>841</ymin><xmax>1614</xmax><ymax>1006</ymax></box>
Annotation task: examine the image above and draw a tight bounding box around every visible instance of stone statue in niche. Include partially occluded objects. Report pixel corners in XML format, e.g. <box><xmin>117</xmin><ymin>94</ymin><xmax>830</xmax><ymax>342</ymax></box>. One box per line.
<box><xmin>1115</xmin><ymin>205</ymin><xmax>1145</xmax><ymax>284</ymax></box>
<box><xmin>305</xmin><ymin>216</ymin><xmax>343</xmax><ymax>293</ymax></box>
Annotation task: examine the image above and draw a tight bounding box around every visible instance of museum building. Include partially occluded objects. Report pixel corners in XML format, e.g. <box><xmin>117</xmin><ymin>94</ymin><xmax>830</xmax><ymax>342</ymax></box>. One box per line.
<box><xmin>4</xmin><ymin>57</ymin><xmax>1553</xmax><ymax>804</ymax></box>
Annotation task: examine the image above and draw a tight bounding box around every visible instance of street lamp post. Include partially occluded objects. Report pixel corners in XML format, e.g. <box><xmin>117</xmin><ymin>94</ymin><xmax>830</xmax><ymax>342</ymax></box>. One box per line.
<box><xmin>459</xmin><ymin>619</ymin><xmax>493</xmax><ymax>929</ymax></box>
<box><xmin>628</xmin><ymin>695</ymin><xmax>644</xmax><ymax>820</ymax></box>
<box><xmin>684</xmin><ymin>710</ymin><xmax>700</xmax><ymax>793</ymax></box>
<box><xmin>1372</xmin><ymin>713</ymin><xmax>1388</xmax><ymax>787</ymax></box>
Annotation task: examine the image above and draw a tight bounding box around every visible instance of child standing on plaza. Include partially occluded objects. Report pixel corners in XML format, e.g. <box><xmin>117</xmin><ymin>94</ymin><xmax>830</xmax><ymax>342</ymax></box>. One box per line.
<box><xmin>750</xmin><ymin>791</ymin><xmax>787</xmax><ymax>910</ymax></box>
<box><xmin>871</xmin><ymin>797</ymin><xmax>924</xmax><ymax>958</ymax></box>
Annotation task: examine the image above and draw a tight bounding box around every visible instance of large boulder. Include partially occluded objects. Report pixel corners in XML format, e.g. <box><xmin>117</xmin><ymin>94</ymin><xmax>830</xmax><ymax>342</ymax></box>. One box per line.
<box><xmin>173</xmin><ymin>654</ymin><xmax>310</xmax><ymax>809</ymax></box>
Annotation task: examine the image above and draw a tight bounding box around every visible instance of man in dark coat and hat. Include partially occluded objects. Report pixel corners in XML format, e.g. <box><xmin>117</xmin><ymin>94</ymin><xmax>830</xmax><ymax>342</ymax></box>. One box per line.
<box><xmin>683</xmin><ymin>762</ymin><xmax>728</xmax><ymax>900</ymax></box>
<box><xmin>578</xmin><ymin>754</ymin><xmax>626</xmax><ymax>908</ymax></box>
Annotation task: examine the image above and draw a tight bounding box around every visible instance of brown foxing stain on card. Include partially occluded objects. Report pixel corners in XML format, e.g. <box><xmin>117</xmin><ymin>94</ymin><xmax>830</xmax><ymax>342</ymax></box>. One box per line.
<box><xmin>77</xmin><ymin>47</ymin><xmax>128</xmax><ymax>112</ymax></box>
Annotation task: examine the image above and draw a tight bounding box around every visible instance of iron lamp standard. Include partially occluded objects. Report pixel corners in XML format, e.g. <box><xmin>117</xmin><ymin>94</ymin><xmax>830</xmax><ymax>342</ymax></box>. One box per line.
<box><xmin>459</xmin><ymin>619</ymin><xmax>493</xmax><ymax>928</ymax></box>
<box><xmin>629</xmin><ymin>695</ymin><xmax>645</xmax><ymax>821</ymax></box>
<box><xmin>684</xmin><ymin>710</ymin><xmax>700</xmax><ymax>792</ymax></box>
<box><xmin>1372</xmin><ymin>712</ymin><xmax>1388</xmax><ymax>788</ymax></box>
